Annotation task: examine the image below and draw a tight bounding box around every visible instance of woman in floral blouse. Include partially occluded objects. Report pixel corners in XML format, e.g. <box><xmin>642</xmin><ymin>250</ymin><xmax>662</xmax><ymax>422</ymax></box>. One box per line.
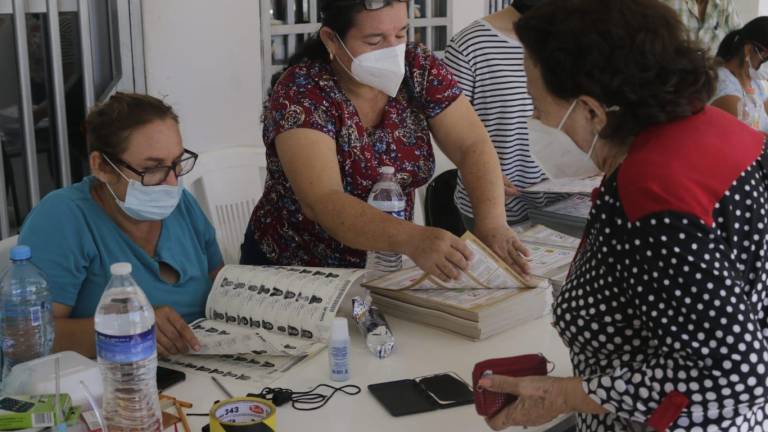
<box><xmin>241</xmin><ymin>0</ymin><xmax>529</xmax><ymax>281</ymax></box>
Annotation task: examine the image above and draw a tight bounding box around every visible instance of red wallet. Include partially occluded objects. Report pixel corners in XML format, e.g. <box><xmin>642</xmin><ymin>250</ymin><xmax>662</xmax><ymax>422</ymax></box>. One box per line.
<box><xmin>472</xmin><ymin>354</ymin><xmax>549</xmax><ymax>418</ymax></box>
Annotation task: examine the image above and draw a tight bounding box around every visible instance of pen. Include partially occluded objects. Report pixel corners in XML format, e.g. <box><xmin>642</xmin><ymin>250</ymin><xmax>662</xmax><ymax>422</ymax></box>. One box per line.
<box><xmin>212</xmin><ymin>376</ymin><xmax>234</xmax><ymax>399</ymax></box>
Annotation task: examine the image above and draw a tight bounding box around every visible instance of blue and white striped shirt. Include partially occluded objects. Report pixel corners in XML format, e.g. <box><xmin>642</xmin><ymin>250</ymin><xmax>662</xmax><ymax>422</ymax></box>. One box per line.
<box><xmin>444</xmin><ymin>19</ymin><xmax>563</xmax><ymax>224</ymax></box>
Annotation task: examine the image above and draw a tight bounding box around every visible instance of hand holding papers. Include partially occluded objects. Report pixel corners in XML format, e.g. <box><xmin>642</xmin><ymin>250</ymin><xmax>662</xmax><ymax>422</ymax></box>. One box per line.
<box><xmin>362</xmin><ymin>229</ymin><xmax>579</xmax><ymax>340</ymax></box>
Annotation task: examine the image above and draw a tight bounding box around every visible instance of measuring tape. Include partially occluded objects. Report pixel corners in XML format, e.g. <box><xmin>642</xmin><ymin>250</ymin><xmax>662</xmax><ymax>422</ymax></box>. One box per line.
<box><xmin>209</xmin><ymin>397</ymin><xmax>277</xmax><ymax>432</ymax></box>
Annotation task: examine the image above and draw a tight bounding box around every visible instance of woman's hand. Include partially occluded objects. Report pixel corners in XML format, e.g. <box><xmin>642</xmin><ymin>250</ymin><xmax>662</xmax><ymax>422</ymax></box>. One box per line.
<box><xmin>154</xmin><ymin>306</ymin><xmax>201</xmax><ymax>357</ymax></box>
<box><xmin>503</xmin><ymin>177</ymin><xmax>520</xmax><ymax>198</ymax></box>
<box><xmin>404</xmin><ymin>226</ymin><xmax>473</xmax><ymax>282</ymax></box>
<box><xmin>474</xmin><ymin>224</ymin><xmax>531</xmax><ymax>276</ymax></box>
<box><xmin>479</xmin><ymin>375</ymin><xmax>575</xmax><ymax>430</ymax></box>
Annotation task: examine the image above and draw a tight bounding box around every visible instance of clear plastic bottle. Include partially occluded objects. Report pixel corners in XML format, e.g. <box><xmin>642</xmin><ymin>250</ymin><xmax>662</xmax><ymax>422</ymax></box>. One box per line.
<box><xmin>0</xmin><ymin>245</ymin><xmax>54</xmax><ymax>383</ymax></box>
<box><xmin>352</xmin><ymin>295</ymin><xmax>395</xmax><ymax>359</ymax></box>
<box><xmin>95</xmin><ymin>263</ymin><xmax>162</xmax><ymax>431</ymax></box>
<box><xmin>366</xmin><ymin>166</ymin><xmax>406</xmax><ymax>272</ymax></box>
<box><xmin>329</xmin><ymin>317</ymin><xmax>350</xmax><ymax>382</ymax></box>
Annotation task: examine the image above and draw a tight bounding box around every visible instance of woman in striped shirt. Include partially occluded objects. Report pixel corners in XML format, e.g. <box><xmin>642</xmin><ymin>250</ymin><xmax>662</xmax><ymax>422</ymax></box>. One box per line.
<box><xmin>444</xmin><ymin>3</ymin><xmax>563</xmax><ymax>229</ymax></box>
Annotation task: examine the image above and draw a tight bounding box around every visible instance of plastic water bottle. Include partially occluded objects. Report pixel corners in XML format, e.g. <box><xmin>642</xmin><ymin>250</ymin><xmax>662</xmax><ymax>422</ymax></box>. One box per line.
<box><xmin>352</xmin><ymin>295</ymin><xmax>395</xmax><ymax>359</ymax></box>
<box><xmin>329</xmin><ymin>317</ymin><xmax>350</xmax><ymax>382</ymax></box>
<box><xmin>95</xmin><ymin>263</ymin><xmax>162</xmax><ymax>431</ymax></box>
<box><xmin>0</xmin><ymin>245</ymin><xmax>54</xmax><ymax>383</ymax></box>
<box><xmin>367</xmin><ymin>166</ymin><xmax>406</xmax><ymax>272</ymax></box>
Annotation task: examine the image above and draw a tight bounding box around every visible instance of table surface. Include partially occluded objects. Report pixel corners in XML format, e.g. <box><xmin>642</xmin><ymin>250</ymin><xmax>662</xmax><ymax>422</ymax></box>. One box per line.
<box><xmin>167</xmin><ymin>314</ymin><xmax>574</xmax><ymax>432</ymax></box>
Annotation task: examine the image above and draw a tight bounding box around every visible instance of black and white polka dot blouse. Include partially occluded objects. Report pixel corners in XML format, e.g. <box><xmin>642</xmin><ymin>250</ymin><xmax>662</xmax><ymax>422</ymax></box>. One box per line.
<box><xmin>553</xmin><ymin>107</ymin><xmax>768</xmax><ymax>431</ymax></box>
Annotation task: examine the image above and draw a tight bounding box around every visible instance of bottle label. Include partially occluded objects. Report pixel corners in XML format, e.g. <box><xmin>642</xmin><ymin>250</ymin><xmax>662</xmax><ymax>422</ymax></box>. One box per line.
<box><xmin>29</xmin><ymin>306</ymin><xmax>41</xmax><ymax>326</ymax></box>
<box><xmin>96</xmin><ymin>325</ymin><xmax>156</xmax><ymax>363</ymax></box>
<box><xmin>330</xmin><ymin>345</ymin><xmax>349</xmax><ymax>376</ymax></box>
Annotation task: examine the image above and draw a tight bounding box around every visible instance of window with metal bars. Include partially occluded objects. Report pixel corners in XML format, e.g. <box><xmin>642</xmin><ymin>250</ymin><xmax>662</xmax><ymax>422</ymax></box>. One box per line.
<box><xmin>487</xmin><ymin>0</ymin><xmax>513</xmax><ymax>14</ymax></box>
<box><xmin>0</xmin><ymin>0</ymin><xmax>142</xmax><ymax>238</ymax></box>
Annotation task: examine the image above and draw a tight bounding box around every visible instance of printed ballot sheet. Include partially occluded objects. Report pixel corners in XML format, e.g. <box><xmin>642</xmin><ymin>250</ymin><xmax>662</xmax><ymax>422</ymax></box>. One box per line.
<box><xmin>522</xmin><ymin>175</ymin><xmax>602</xmax><ymax>194</ymax></box>
<box><xmin>363</xmin><ymin>232</ymin><xmax>539</xmax><ymax>290</ymax></box>
<box><xmin>201</xmin><ymin>265</ymin><xmax>366</xmax><ymax>352</ymax></box>
<box><xmin>519</xmin><ymin>225</ymin><xmax>579</xmax><ymax>279</ymax></box>
<box><xmin>161</xmin><ymin>352</ymin><xmax>308</xmax><ymax>384</ymax></box>
<box><xmin>188</xmin><ymin>318</ymin><xmax>324</xmax><ymax>357</ymax></box>
<box><xmin>161</xmin><ymin>265</ymin><xmax>366</xmax><ymax>385</ymax></box>
<box><xmin>519</xmin><ymin>224</ymin><xmax>581</xmax><ymax>249</ymax></box>
<box><xmin>542</xmin><ymin>194</ymin><xmax>593</xmax><ymax>218</ymax></box>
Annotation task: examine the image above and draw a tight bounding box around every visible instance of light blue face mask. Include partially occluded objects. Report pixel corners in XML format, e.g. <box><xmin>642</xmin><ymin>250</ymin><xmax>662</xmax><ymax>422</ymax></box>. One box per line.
<box><xmin>102</xmin><ymin>155</ymin><xmax>182</xmax><ymax>221</ymax></box>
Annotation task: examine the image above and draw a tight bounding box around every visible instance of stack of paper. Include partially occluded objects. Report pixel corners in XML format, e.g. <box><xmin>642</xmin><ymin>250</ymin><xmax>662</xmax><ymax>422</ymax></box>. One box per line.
<box><xmin>528</xmin><ymin>195</ymin><xmax>592</xmax><ymax>238</ymax></box>
<box><xmin>364</xmin><ymin>229</ymin><xmax>579</xmax><ymax>340</ymax></box>
<box><xmin>523</xmin><ymin>176</ymin><xmax>600</xmax><ymax>238</ymax></box>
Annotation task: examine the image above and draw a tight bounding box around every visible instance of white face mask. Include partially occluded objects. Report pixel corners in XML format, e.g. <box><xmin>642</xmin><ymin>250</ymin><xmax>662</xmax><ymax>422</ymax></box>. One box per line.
<box><xmin>528</xmin><ymin>100</ymin><xmax>602</xmax><ymax>180</ymax></box>
<box><xmin>748</xmin><ymin>54</ymin><xmax>768</xmax><ymax>81</ymax></box>
<box><xmin>335</xmin><ymin>35</ymin><xmax>406</xmax><ymax>97</ymax></box>
<box><xmin>102</xmin><ymin>155</ymin><xmax>183</xmax><ymax>221</ymax></box>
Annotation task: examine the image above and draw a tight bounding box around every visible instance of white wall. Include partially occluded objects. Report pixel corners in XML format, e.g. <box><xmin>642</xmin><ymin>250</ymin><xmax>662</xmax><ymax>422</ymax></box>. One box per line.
<box><xmin>738</xmin><ymin>0</ymin><xmax>768</xmax><ymax>21</ymax></box>
<box><xmin>141</xmin><ymin>0</ymin><xmax>263</xmax><ymax>153</ymax></box>
<box><xmin>452</xmin><ymin>0</ymin><xmax>486</xmax><ymax>38</ymax></box>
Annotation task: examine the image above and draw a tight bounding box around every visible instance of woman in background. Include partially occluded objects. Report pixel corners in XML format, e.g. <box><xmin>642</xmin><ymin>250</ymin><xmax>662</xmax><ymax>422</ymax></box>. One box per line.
<box><xmin>711</xmin><ymin>17</ymin><xmax>768</xmax><ymax>133</ymax></box>
<box><xmin>444</xmin><ymin>1</ymin><xmax>566</xmax><ymax>230</ymax></box>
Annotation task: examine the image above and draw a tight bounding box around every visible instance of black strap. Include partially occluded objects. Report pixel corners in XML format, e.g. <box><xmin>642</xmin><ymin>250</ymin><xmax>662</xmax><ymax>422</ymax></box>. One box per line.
<box><xmin>249</xmin><ymin>383</ymin><xmax>361</xmax><ymax>411</ymax></box>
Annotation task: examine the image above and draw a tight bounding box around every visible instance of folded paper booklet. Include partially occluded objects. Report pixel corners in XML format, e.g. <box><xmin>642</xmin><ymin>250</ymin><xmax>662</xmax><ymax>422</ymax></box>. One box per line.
<box><xmin>365</xmin><ymin>227</ymin><xmax>579</xmax><ymax>340</ymax></box>
<box><xmin>363</xmin><ymin>231</ymin><xmax>544</xmax><ymax>291</ymax></box>
<box><xmin>160</xmin><ymin>265</ymin><xmax>366</xmax><ymax>384</ymax></box>
<box><xmin>522</xmin><ymin>175</ymin><xmax>602</xmax><ymax>194</ymax></box>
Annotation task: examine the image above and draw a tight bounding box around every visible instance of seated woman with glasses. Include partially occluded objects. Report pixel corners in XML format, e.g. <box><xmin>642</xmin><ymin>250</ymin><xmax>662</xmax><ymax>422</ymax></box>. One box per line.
<box><xmin>19</xmin><ymin>92</ymin><xmax>223</xmax><ymax>358</ymax></box>
<box><xmin>711</xmin><ymin>17</ymin><xmax>768</xmax><ymax>133</ymax></box>
<box><xmin>241</xmin><ymin>0</ymin><xmax>530</xmax><ymax>281</ymax></box>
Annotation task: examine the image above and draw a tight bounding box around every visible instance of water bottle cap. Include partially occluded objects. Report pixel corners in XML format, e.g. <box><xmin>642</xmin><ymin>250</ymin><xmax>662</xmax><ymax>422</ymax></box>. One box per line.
<box><xmin>332</xmin><ymin>317</ymin><xmax>349</xmax><ymax>339</ymax></box>
<box><xmin>110</xmin><ymin>262</ymin><xmax>132</xmax><ymax>276</ymax></box>
<box><xmin>9</xmin><ymin>245</ymin><xmax>31</xmax><ymax>261</ymax></box>
<box><xmin>379</xmin><ymin>166</ymin><xmax>395</xmax><ymax>175</ymax></box>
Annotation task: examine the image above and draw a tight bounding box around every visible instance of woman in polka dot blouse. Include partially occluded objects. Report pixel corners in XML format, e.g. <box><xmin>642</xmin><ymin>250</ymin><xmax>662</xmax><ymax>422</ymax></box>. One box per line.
<box><xmin>475</xmin><ymin>1</ymin><xmax>768</xmax><ymax>431</ymax></box>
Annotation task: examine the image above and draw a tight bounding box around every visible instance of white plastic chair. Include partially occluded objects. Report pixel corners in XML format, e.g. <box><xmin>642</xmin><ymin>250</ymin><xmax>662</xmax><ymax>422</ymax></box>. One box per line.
<box><xmin>184</xmin><ymin>147</ymin><xmax>267</xmax><ymax>265</ymax></box>
<box><xmin>0</xmin><ymin>235</ymin><xmax>18</xmax><ymax>275</ymax></box>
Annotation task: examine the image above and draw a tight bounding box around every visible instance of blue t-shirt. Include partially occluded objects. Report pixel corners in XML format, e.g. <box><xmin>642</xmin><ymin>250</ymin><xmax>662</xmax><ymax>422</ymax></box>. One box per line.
<box><xmin>19</xmin><ymin>176</ymin><xmax>223</xmax><ymax>322</ymax></box>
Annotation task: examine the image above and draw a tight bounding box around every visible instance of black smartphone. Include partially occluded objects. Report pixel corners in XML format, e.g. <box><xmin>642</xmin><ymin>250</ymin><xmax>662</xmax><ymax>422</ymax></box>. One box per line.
<box><xmin>415</xmin><ymin>372</ymin><xmax>474</xmax><ymax>406</ymax></box>
<box><xmin>157</xmin><ymin>366</ymin><xmax>186</xmax><ymax>391</ymax></box>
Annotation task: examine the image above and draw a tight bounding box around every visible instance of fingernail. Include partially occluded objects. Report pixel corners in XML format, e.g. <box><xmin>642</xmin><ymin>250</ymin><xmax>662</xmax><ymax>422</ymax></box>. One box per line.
<box><xmin>194</xmin><ymin>344</ymin><xmax>201</xmax><ymax>352</ymax></box>
<box><xmin>478</xmin><ymin>378</ymin><xmax>492</xmax><ymax>389</ymax></box>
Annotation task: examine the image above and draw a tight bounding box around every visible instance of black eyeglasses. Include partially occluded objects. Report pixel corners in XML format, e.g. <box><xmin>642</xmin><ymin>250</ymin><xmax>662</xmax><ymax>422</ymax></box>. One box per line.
<box><xmin>332</xmin><ymin>0</ymin><xmax>408</xmax><ymax>11</ymax></box>
<box><xmin>102</xmin><ymin>149</ymin><xmax>198</xmax><ymax>186</ymax></box>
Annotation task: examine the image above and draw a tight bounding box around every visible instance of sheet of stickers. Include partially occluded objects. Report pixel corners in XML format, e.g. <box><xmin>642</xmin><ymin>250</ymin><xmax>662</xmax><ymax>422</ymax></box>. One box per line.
<box><xmin>160</xmin><ymin>265</ymin><xmax>367</xmax><ymax>384</ymax></box>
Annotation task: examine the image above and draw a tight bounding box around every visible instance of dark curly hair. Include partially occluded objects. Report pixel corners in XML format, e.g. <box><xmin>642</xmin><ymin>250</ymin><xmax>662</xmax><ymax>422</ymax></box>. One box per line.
<box><xmin>515</xmin><ymin>0</ymin><xmax>716</xmax><ymax>142</ymax></box>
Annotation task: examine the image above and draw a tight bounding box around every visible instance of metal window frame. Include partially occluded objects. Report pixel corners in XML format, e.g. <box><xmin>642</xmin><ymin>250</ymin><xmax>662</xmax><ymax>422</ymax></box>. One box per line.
<box><xmin>46</xmin><ymin>0</ymin><xmax>71</xmax><ymax>187</ymax></box>
<box><xmin>95</xmin><ymin>0</ymin><xmax>123</xmax><ymax>102</ymax></box>
<box><xmin>12</xmin><ymin>0</ymin><xmax>41</xmax><ymax>208</ymax></box>
<box><xmin>0</xmin><ymin>0</ymin><xmax>141</xmax><ymax>237</ymax></box>
<box><xmin>488</xmin><ymin>0</ymin><xmax>513</xmax><ymax>14</ymax></box>
<box><xmin>77</xmin><ymin>0</ymin><xmax>94</xmax><ymax>108</ymax></box>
